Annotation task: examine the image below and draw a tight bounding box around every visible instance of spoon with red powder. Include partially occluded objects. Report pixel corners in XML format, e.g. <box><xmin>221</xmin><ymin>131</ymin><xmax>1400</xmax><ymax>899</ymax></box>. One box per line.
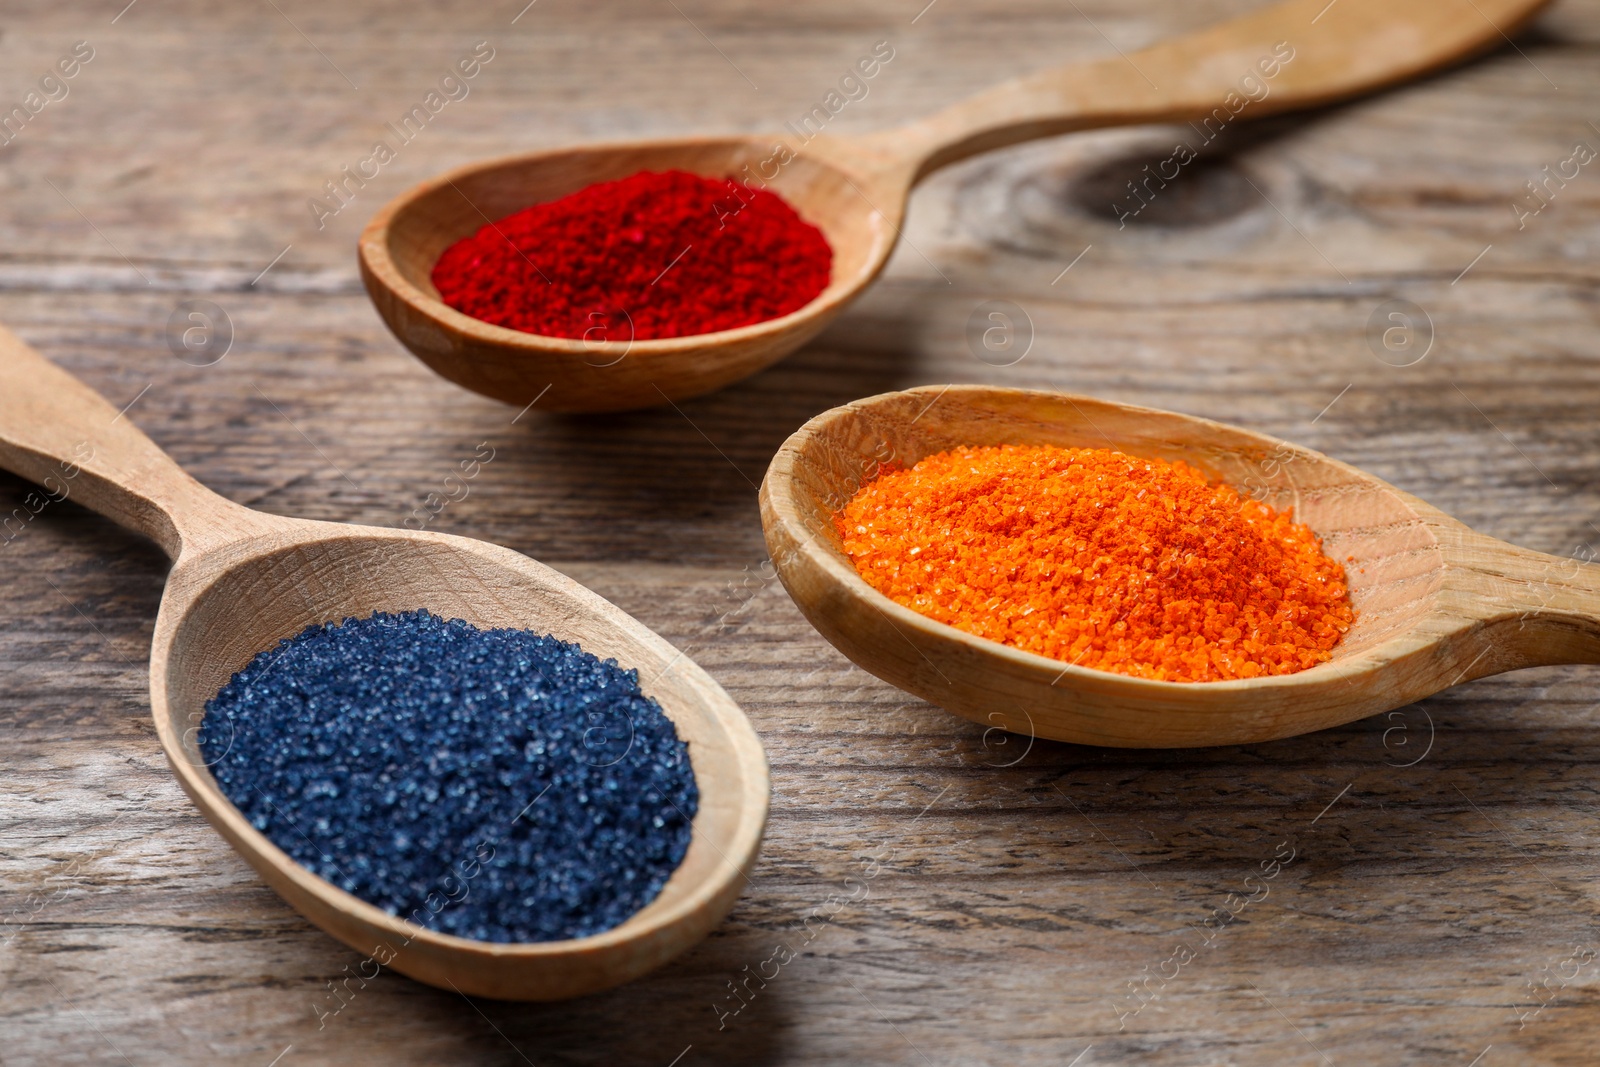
<box><xmin>360</xmin><ymin>0</ymin><xmax>1545</xmax><ymax>413</ymax></box>
<box><xmin>760</xmin><ymin>386</ymin><xmax>1600</xmax><ymax>749</ymax></box>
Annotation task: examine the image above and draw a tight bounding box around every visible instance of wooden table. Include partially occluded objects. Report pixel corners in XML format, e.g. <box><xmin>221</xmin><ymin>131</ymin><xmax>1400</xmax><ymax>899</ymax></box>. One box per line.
<box><xmin>2</xmin><ymin>1</ymin><xmax>1598</xmax><ymax>1063</ymax></box>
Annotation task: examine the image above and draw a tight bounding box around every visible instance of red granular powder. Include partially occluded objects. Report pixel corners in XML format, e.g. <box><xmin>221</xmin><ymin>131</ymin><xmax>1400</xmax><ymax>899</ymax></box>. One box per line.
<box><xmin>430</xmin><ymin>170</ymin><xmax>832</xmax><ymax>340</ymax></box>
<box><xmin>836</xmin><ymin>444</ymin><xmax>1356</xmax><ymax>683</ymax></box>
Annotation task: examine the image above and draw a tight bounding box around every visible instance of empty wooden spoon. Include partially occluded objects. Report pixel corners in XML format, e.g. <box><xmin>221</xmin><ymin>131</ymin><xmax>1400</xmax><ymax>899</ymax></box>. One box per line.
<box><xmin>360</xmin><ymin>0</ymin><xmax>1548</xmax><ymax>413</ymax></box>
<box><xmin>760</xmin><ymin>386</ymin><xmax>1600</xmax><ymax>749</ymax></box>
<box><xmin>0</xmin><ymin>324</ymin><xmax>768</xmax><ymax>1000</ymax></box>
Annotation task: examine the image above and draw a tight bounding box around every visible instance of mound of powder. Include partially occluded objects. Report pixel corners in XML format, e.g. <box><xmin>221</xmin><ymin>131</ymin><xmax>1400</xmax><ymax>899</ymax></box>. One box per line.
<box><xmin>835</xmin><ymin>445</ymin><xmax>1355</xmax><ymax>682</ymax></box>
<box><xmin>431</xmin><ymin>169</ymin><xmax>832</xmax><ymax>340</ymax></box>
<box><xmin>199</xmin><ymin>610</ymin><xmax>697</xmax><ymax>943</ymax></box>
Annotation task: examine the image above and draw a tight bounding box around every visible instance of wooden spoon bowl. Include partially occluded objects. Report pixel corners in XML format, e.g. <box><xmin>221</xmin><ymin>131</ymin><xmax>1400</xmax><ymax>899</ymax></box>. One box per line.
<box><xmin>759</xmin><ymin>386</ymin><xmax>1600</xmax><ymax>748</ymax></box>
<box><xmin>359</xmin><ymin>139</ymin><xmax>896</xmax><ymax>414</ymax></box>
<box><xmin>359</xmin><ymin>0</ymin><xmax>1548</xmax><ymax>414</ymax></box>
<box><xmin>0</xmin><ymin>326</ymin><xmax>769</xmax><ymax>1000</ymax></box>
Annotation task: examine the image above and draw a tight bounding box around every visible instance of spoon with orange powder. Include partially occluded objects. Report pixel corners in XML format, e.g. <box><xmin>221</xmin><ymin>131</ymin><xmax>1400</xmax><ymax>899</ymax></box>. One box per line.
<box><xmin>760</xmin><ymin>387</ymin><xmax>1600</xmax><ymax>748</ymax></box>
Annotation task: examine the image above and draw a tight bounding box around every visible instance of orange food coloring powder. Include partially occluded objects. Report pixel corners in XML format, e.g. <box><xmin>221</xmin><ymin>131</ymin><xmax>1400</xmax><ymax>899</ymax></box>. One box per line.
<box><xmin>834</xmin><ymin>444</ymin><xmax>1355</xmax><ymax>683</ymax></box>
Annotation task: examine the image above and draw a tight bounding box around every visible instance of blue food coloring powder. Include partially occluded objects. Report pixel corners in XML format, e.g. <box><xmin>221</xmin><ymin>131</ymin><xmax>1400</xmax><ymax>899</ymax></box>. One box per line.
<box><xmin>197</xmin><ymin>609</ymin><xmax>698</xmax><ymax>943</ymax></box>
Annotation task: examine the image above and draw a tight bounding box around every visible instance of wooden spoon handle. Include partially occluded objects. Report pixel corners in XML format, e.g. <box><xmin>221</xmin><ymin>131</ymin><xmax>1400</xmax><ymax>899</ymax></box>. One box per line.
<box><xmin>1459</xmin><ymin>539</ymin><xmax>1600</xmax><ymax>670</ymax></box>
<box><xmin>0</xmin><ymin>325</ymin><xmax>259</xmax><ymax>558</ymax></box>
<box><xmin>861</xmin><ymin>0</ymin><xmax>1549</xmax><ymax>181</ymax></box>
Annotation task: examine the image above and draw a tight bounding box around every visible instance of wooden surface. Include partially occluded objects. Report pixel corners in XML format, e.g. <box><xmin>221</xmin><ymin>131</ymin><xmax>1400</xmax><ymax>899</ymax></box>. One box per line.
<box><xmin>1</xmin><ymin>0</ymin><xmax>1598</xmax><ymax>1063</ymax></box>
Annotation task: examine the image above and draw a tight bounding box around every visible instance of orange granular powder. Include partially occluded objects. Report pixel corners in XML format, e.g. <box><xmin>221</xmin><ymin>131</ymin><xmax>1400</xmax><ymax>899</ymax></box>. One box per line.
<box><xmin>834</xmin><ymin>444</ymin><xmax>1355</xmax><ymax>682</ymax></box>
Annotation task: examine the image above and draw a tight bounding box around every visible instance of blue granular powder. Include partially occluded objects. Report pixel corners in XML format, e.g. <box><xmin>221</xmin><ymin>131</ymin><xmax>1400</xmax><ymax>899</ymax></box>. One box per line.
<box><xmin>197</xmin><ymin>609</ymin><xmax>697</xmax><ymax>943</ymax></box>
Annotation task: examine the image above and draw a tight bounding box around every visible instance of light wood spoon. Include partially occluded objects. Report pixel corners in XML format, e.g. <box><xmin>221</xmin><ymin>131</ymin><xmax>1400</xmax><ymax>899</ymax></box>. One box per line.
<box><xmin>760</xmin><ymin>386</ymin><xmax>1600</xmax><ymax>749</ymax></box>
<box><xmin>360</xmin><ymin>0</ymin><xmax>1549</xmax><ymax>414</ymax></box>
<box><xmin>0</xmin><ymin>325</ymin><xmax>768</xmax><ymax>1000</ymax></box>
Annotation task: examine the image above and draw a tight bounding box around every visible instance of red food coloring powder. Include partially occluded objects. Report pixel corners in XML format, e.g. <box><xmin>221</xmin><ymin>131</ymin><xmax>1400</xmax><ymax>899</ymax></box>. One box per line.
<box><xmin>430</xmin><ymin>170</ymin><xmax>833</xmax><ymax>341</ymax></box>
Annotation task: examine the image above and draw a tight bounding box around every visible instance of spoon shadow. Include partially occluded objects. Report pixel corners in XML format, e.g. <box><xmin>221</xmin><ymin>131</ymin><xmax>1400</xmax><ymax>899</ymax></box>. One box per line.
<box><xmin>520</xmin><ymin>329</ymin><xmax>921</xmax><ymax>562</ymax></box>
<box><xmin>358</xmin><ymin>924</ymin><xmax>798</xmax><ymax>1064</ymax></box>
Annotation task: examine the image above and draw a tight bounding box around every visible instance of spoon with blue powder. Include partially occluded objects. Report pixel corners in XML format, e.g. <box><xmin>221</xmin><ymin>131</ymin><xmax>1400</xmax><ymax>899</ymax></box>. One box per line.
<box><xmin>0</xmin><ymin>325</ymin><xmax>768</xmax><ymax>1000</ymax></box>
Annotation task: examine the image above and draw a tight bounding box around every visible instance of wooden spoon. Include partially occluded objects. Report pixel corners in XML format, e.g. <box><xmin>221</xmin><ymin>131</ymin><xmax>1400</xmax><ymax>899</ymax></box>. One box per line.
<box><xmin>360</xmin><ymin>0</ymin><xmax>1549</xmax><ymax>414</ymax></box>
<box><xmin>0</xmin><ymin>325</ymin><xmax>768</xmax><ymax>1000</ymax></box>
<box><xmin>760</xmin><ymin>386</ymin><xmax>1600</xmax><ymax>749</ymax></box>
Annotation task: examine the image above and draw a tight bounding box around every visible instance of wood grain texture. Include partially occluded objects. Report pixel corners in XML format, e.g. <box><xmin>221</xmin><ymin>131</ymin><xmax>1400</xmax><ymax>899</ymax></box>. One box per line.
<box><xmin>2</xmin><ymin>0</ymin><xmax>1599</xmax><ymax>1062</ymax></box>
